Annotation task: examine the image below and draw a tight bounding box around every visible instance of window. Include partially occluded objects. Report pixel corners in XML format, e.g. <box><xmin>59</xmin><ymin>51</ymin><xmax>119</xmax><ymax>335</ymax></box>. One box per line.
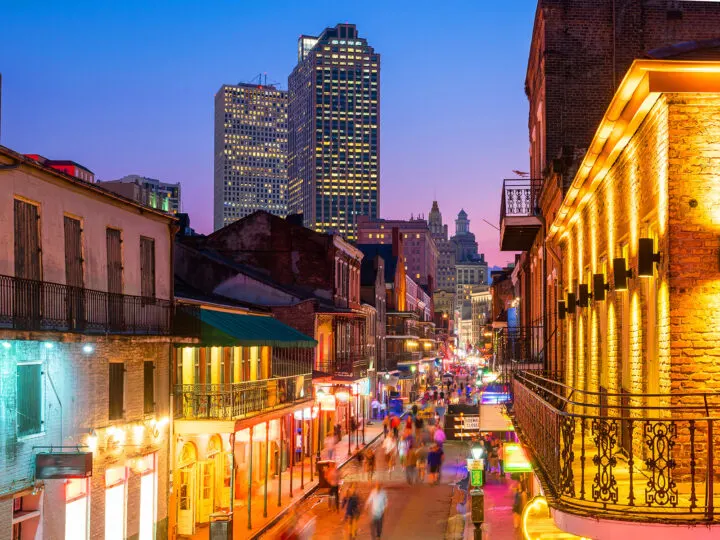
<box><xmin>144</xmin><ymin>361</ymin><xmax>155</xmax><ymax>414</ymax></box>
<box><xmin>140</xmin><ymin>237</ymin><xmax>156</xmax><ymax>298</ymax></box>
<box><xmin>64</xmin><ymin>216</ymin><xmax>84</xmax><ymax>288</ymax></box>
<box><xmin>14</xmin><ymin>199</ymin><xmax>42</xmax><ymax>280</ymax></box>
<box><xmin>17</xmin><ymin>363</ymin><xmax>42</xmax><ymax>437</ymax></box>
<box><xmin>109</xmin><ymin>363</ymin><xmax>125</xmax><ymax>420</ymax></box>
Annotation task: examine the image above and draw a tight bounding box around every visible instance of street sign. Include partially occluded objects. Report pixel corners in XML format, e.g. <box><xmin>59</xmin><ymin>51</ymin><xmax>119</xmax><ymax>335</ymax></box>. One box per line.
<box><xmin>466</xmin><ymin>459</ymin><xmax>484</xmax><ymax>471</ymax></box>
<box><xmin>470</xmin><ymin>469</ymin><xmax>483</xmax><ymax>487</ymax></box>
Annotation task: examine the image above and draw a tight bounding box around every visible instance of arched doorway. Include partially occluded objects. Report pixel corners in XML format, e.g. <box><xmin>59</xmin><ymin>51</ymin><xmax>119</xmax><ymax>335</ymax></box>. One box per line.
<box><xmin>177</xmin><ymin>442</ymin><xmax>197</xmax><ymax>536</ymax></box>
<box><xmin>207</xmin><ymin>435</ymin><xmax>231</xmax><ymax>512</ymax></box>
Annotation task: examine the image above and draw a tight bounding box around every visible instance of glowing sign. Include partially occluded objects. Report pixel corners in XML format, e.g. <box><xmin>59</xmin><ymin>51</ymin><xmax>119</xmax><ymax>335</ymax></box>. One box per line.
<box><xmin>503</xmin><ymin>443</ymin><xmax>533</xmax><ymax>473</ymax></box>
<box><xmin>319</xmin><ymin>394</ymin><xmax>337</xmax><ymax>411</ymax></box>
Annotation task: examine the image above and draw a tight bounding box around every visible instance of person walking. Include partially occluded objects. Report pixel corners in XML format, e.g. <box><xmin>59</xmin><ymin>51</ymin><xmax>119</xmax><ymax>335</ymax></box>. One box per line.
<box><xmin>417</xmin><ymin>443</ymin><xmax>428</xmax><ymax>483</ymax></box>
<box><xmin>342</xmin><ymin>483</ymin><xmax>361</xmax><ymax>539</ymax></box>
<box><xmin>382</xmin><ymin>434</ymin><xmax>397</xmax><ymax>472</ymax></box>
<box><xmin>382</xmin><ymin>415</ymin><xmax>390</xmax><ymax>439</ymax></box>
<box><xmin>365</xmin><ymin>447</ymin><xmax>376</xmax><ymax>482</ymax></box>
<box><xmin>512</xmin><ymin>479</ymin><xmax>529</xmax><ymax>530</ymax></box>
<box><xmin>427</xmin><ymin>443</ymin><xmax>444</xmax><ymax>485</ymax></box>
<box><xmin>405</xmin><ymin>445</ymin><xmax>418</xmax><ymax>485</ymax></box>
<box><xmin>326</xmin><ymin>464</ymin><xmax>340</xmax><ymax>512</ymax></box>
<box><xmin>366</xmin><ymin>482</ymin><xmax>388</xmax><ymax>540</ymax></box>
<box><xmin>390</xmin><ymin>415</ymin><xmax>400</xmax><ymax>439</ymax></box>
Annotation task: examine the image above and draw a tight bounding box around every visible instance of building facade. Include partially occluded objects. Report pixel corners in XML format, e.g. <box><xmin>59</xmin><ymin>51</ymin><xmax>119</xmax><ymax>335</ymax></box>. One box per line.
<box><xmin>24</xmin><ymin>154</ymin><xmax>95</xmax><ymax>183</ymax></box>
<box><xmin>288</xmin><ymin>23</ymin><xmax>380</xmax><ymax>240</ymax></box>
<box><xmin>98</xmin><ymin>175</ymin><xmax>181</xmax><ymax>215</ymax></box>
<box><xmin>214</xmin><ymin>83</ymin><xmax>288</xmax><ymax>229</ymax></box>
<box><xmin>0</xmin><ymin>147</ymin><xmax>175</xmax><ymax>540</ymax></box>
<box><xmin>356</xmin><ymin>214</ymin><xmax>438</xmax><ymax>291</ymax></box>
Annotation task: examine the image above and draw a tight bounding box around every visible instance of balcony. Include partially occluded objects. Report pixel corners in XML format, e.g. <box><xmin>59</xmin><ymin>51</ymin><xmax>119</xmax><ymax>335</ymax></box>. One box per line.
<box><xmin>499</xmin><ymin>178</ymin><xmax>543</xmax><ymax>251</ymax></box>
<box><xmin>495</xmin><ymin>326</ymin><xmax>545</xmax><ymax>380</ymax></box>
<box><xmin>511</xmin><ymin>371</ymin><xmax>720</xmax><ymax>527</ymax></box>
<box><xmin>0</xmin><ymin>274</ymin><xmax>172</xmax><ymax>335</ymax></box>
<box><xmin>317</xmin><ymin>352</ymin><xmax>369</xmax><ymax>379</ymax></box>
<box><xmin>175</xmin><ymin>374</ymin><xmax>313</xmax><ymax>420</ymax></box>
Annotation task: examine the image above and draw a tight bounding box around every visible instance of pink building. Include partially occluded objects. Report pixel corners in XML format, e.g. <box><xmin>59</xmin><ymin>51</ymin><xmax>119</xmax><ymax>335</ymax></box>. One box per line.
<box><xmin>356</xmin><ymin>215</ymin><xmax>438</xmax><ymax>292</ymax></box>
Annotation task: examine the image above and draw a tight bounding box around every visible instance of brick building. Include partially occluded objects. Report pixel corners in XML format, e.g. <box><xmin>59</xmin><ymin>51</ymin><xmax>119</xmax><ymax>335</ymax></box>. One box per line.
<box><xmin>0</xmin><ymin>146</ymin><xmax>175</xmax><ymax>539</ymax></box>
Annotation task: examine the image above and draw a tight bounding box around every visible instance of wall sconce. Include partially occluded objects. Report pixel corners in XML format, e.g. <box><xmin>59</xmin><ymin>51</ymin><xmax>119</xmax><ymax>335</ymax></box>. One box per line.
<box><xmin>612</xmin><ymin>258</ymin><xmax>633</xmax><ymax>291</ymax></box>
<box><xmin>593</xmin><ymin>274</ymin><xmax>609</xmax><ymax>302</ymax></box>
<box><xmin>638</xmin><ymin>238</ymin><xmax>660</xmax><ymax>277</ymax></box>
<box><xmin>557</xmin><ymin>301</ymin><xmax>567</xmax><ymax>320</ymax></box>
<box><xmin>566</xmin><ymin>292</ymin><xmax>576</xmax><ymax>313</ymax></box>
<box><xmin>578</xmin><ymin>284</ymin><xmax>590</xmax><ymax>308</ymax></box>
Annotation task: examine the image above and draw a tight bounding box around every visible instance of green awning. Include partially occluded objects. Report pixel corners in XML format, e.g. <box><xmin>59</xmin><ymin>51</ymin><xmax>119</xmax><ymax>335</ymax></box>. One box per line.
<box><xmin>191</xmin><ymin>308</ymin><xmax>317</xmax><ymax>348</ymax></box>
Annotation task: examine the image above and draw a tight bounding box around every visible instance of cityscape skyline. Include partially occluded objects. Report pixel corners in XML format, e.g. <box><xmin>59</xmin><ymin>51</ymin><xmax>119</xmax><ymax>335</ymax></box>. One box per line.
<box><xmin>0</xmin><ymin>0</ymin><xmax>536</xmax><ymax>266</ymax></box>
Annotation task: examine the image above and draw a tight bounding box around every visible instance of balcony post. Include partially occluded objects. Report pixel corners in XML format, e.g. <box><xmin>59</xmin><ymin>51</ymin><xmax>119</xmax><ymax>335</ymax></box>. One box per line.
<box><xmin>289</xmin><ymin>415</ymin><xmax>294</xmax><ymax>497</ymax></box>
<box><xmin>263</xmin><ymin>420</ymin><xmax>269</xmax><ymax>518</ymax></box>
<box><xmin>300</xmin><ymin>414</ymin><xmax>305</xmax><ymax>489</ymax></box>
<box><xmin>707</xmin><ymin>418</ymin><xmax>714</xmax><ymax>520</ymax></box>
<box><xmin>310</xmin><ymin>414</ymin><xmax>314</xmax><ymax>482</ymax></box>
<box><xmin>278</xmin><ymin>415</ymin><xmax>283</xmax><ymax>507</ymax></box>
<box><xmin>248</xmin><ymin>425</ymin><xmax>253</xmax><ymax>530</ymax></box>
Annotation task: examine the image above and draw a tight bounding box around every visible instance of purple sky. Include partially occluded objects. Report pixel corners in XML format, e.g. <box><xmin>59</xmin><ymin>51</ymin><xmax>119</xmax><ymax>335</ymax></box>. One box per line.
<box><xmin>0</xmin><ymin>0</ymin><xmax>536</xmax><ymax>267</ymax></box>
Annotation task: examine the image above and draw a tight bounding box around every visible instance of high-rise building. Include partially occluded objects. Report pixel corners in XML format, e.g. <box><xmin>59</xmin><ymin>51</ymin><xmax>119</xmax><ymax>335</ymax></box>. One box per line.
<box><xmin>97</xmin><ymin>174</ymin><xmax>181</xmax><ymax>214</ymax></box>
<box><xmin>428</xmin><ymin>201</ymin><xmax>456</xmax><ymax>291</ymax></box>
<box><xmin>214</xmin><ymin>83</ymin><xmax>288</xmax><ymax>230</ymax></box>
<box><xmin>288</xmin><ymin>23</ymin><xmax>380</xmax><ymax>240</ymax></box>
<box><xmin>356</xmin><ymin>215</ymin><xmax>437</xmax><ymax>291</ymax></box>
<box><xmin>451</xmin><ymin>209</ymin><xmax>480</xmax><ymax>262</ymax></box>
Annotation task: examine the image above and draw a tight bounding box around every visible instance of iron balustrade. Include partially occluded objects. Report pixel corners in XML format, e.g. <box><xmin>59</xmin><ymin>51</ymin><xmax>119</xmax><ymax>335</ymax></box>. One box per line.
<box><xmin>512</xmin><ymin>370</ymin><xmax>720</xmax><ymax>522</ymax></box>
<box><xmin>174</xmin><ymin>374</ymin><xmax>313</xmax><ymax>420</ymax></box>
<box><xmin>0</xmin><ymin>274</ymin><xmax>172</xmax><ymax>335</ymax></box>
<box><xmin>495</xmin><ymin>326</ymin><xmax>544</xmax><ymax>381</ymax></box>
<box><xmin>500</xmin><ymin>178</ymin><xmax>543</xmax><ymax>220</ymax></box>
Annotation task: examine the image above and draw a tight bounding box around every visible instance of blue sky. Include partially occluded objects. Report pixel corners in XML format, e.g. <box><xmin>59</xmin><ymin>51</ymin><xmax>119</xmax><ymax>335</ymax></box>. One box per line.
<box><xmin>0</xmin><ymin>0</ymin><xmax>537</xmax><ymax>266</ymax></box>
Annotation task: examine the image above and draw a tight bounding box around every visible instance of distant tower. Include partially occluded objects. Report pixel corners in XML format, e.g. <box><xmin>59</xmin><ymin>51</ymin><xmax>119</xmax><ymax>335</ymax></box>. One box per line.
<box><xmin>429</xmin><ymin>201</ymin><xmax>456</xmax><ymax>291</ymax></box>
<box><xmin>455</xmin><ymin>209</ymin><xmax>470</xmax><ymax>235</ymax></box>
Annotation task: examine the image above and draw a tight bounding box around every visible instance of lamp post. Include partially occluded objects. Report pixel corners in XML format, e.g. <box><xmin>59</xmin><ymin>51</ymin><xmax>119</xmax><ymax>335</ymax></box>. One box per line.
<box><xmin>469</xmin><ymin>443</ymin><xmax>485</xmax><ymax>539</ymax></box>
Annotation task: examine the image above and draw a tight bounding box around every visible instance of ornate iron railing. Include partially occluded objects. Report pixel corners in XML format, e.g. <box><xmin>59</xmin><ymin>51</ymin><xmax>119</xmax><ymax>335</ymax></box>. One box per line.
<box><xmin>495</xmin><ymin>326</ymin><xmax>544</xmax><ymax>381</ymax></box>
<box><xmin>500</xmin><ymin>178</ymin><xmax>543</xmax><ymax>220</ymax></box>
<box><xmin>0</xmin><ymin>274</ymin><xmax>172</xmax><ymax>335</ymax></box>
<box><xmin>174</xmin><ymin>374</ymin><xmax>313</xmax><ymax>420</ymax></box>
<box><xmin>512</xmin><ymin>370</ymin><xmax>720</xmax><ymax>522</ymax></box>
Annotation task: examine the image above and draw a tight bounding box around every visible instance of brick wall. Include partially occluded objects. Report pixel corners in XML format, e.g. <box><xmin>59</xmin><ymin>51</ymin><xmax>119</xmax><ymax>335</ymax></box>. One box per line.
<box><xmin>0</xmin><ymin>338</ymin><xmax>171</xmax><ymax>539</ymax></box>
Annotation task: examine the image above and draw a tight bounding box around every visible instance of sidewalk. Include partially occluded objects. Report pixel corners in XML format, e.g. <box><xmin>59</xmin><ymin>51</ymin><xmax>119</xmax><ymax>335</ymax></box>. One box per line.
<box><xmin>184</xmin><ymin>422</ymin><xmax>385</xmax><ymax>540</ymax></box>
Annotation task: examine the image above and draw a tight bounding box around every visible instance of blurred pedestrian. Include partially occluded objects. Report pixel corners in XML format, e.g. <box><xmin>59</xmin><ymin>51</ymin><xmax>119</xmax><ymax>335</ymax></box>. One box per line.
<box><xmin>326</xmin><ymin>464</ymin><xmax>340</xmax><ymax>512</ymax></box>
<box><xmin>405</xmin><ymin>445</ymin><xmax>418</xmax><ymax>485</ymax></box>
<box><xmin>391</xmin><ymin>415</ymin><xmax>400</xmax><ymax>439</ymax></box>
<box><xmin>512</xmin><ymin>479</ymin><xmax>528</xmax><ymax>529</ymax></box>
<box><xmin>325</xmin><ymin>434</ymin><xmax>336</xmax><ymax>461</ymax></box>
<box><xmin>427</xmin><ymin>443</ymin><xmax>444</xmax><ymax>485</ymax></box>
<box><xmin>417</xmin><ymin>444</ymin><xmax>428</xmax><ymax>482</ymax></box>
<box><xmin>334</xmin><ymin>423</ymin><xmax>342</xmax><ymax>443</ymax></box>
<box><xmin>382</xmin><ymin>415</ymin><xmax>390</xmax><ymax>438</ymax></box>
<box><xmin>366</xmin><ymin>482</ymin><xmax>388</xmax><ymax>540</ymax></box>
<box><xmin>382</xmin><ymin>434</ymin><xmax>397</xmax><ymax>471</ymax></box>
<box><xmin>365</xmin><ymin>447</ymin><xmax>376</xmax><ymax>482</ymax></box>
<box><xmin>342</xmin><ymin>483</ymin><xmax>361</xmax><ymax>539</ymax></box>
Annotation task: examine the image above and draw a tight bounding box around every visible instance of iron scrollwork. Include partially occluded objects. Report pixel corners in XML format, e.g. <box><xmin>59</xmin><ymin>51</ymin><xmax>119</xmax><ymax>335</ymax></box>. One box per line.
<box><xmin>560</xmin><ymin>415</ymin><xmax>576</xmax><ymax>497</ymax></box>
<box><xmin>644</xmin><ymin>421</ymin><xmax>679</xmax><ymax>507</ymax></box>
<box><xmin>591</xmin><ymin>418</ymin><xmax>619</xmax><ymax>504</ymax></box>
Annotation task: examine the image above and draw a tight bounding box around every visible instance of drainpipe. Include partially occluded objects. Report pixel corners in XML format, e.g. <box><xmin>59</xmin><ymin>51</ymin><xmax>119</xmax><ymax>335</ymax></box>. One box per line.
<box><xmin>46</xmin><ymin>369</ymin><xmax>63</xmax><ymax>444</ymax></box>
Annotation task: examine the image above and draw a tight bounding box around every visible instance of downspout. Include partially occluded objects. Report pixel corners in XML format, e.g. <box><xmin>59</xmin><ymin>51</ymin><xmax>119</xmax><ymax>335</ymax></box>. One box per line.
<box><xmin>46</xmin><ymin>369</ymin><xmax>63</xmax><ymax>444</ymax></box>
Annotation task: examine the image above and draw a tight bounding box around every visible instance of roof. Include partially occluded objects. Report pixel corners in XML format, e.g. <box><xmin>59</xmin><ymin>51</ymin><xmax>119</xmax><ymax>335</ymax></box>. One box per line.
<box><xmin>1</xmin><ymin>146</ymin><xmax>174</xmax><ymax>222</ymax></box>
<box><xmin>357</xmin><ymin>244</ymin><xmax>398</xmax><ymax>284</ymax></box>
<box><xmin>174</xmin><ymin>276</ymin><xmax>270</xmax><ymax>313</ymax></box>
<box><xmin>190</xmin><ymin>307</ymin><xmax>316</xmax><ymax>348</ymax></box>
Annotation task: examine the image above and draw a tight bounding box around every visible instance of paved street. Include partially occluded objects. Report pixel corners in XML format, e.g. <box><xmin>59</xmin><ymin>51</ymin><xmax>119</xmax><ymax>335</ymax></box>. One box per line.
<box><xmin>266</xmin><ymin>439</ymin><xmax>470</xmax><ymax>539</ymax></box>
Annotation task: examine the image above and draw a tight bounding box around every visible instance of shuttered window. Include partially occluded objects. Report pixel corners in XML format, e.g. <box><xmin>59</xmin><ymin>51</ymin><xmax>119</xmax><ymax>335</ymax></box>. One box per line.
<box><xmin>140</xmin><ymin>237</ymin><xmax>155</xmax><ymax>298</ymax></box>
<box><xmin>108</xmin><ymin>363</ymin><xmax>125</xmax><ymax>420</ymax></box>
<box><xmin>143</xmin><ymin>361</ymin><xmax>155</xmax><ymax>414</ymax></box>
<box><xmin>106</xmin><ymin>229</ymin><xmax>123</xmax><ymax>294</ymax></box>
<box><xmin>17</xmin><ymin>363</ymin><xmax>42</xmax><ymax>437</ymax></box>
<box><xmin>64</xmin><ymin>217</ymin><xmax>84</xmax><ymax>288</ymax></box>
<box><xmin>14</xmin><ymin>199</ymin><xmax>42</xmax><ymax>280</ymax></box>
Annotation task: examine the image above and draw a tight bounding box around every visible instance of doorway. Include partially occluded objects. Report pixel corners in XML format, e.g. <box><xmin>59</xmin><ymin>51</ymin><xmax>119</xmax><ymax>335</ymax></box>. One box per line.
<box><xmin>177</xmin><ymin>443</ymin><xmax>197</xmax><ymax>536</ymax></box>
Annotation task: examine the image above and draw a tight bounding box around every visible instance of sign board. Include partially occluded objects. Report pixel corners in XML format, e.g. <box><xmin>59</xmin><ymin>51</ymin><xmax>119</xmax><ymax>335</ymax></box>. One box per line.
<box><xmin>319</xmin><ymin>394</ymin><xmax>337</xmax><ymax>411</ymax></box>
<box><xmin>470</xmin><ymin>469</ymin><xmax>484</xmax><ymax>487</ymax></box>
<box><xmin>461</xmin><ymin>416</ymin><xmax>479</xmax><ymax>430</ymax></box>
<box><xmin>35</xmin><ymin>452</ymin><xmax>93</xmax><ymax>479</ymax></box>
<box><xmin>466</xmin><ymin>459</ymin><xmax>483</xmax><ymax>471</ymax></box>
<box><xmin>503</xmin><ymin>443</ymin><xmax>533</xmax><ymax>473</ymax></box>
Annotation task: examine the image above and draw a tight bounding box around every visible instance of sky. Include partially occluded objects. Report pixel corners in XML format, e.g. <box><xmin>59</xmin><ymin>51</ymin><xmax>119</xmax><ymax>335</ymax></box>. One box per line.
<box><xmin>0</xmin><ymin>0</ymin><xmax>536</xmax><ymax>267</ymax></box>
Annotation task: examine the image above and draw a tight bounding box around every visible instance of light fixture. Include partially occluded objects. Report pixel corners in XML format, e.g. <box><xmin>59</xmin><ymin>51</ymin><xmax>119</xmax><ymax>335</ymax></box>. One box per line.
<box><xmin>578</xmin><ymin>284</ymin><xmax>589</xmax><ymax>308</ymax></box>
<box><xmin>44</xmin><ymin>342</ymin><xmax>54</xmax><ymax>349</ymax></box>
<box><xmin>612</xmin><ymin>258</ymin><xmax>633</xmax><ymax>291</ymax></box>
<box><xmin>593</xmin><ymin>274</ymin><xmax>609</xmax><ymax>302</ymax></box>
<box><xmin>557</xmin><ymin>300</ymin><xmax>567</xmax><ymax>320</ymax></box>
<box><xmin>82</xmin><ymin>344</ymin><xmax>94</xmax><ymax>354</ymax></box>
<box><xmin>638</xmin><ymin>238</ymin><xmax>660</xmax><ymax>277</ymax></box>
<box><xmin>1</xmin><ymin>341</ymin><xmax>11</xmax><ymax>349</ymax></box>
<box><xmin>566</xmin><ymin>292</ymin><xmax>577</xmax><ymax>313</ymax></box>
<box><xmin>471</xmin><ymin>442</ymin><xmax>484</xmax><ymax>461</ymax></box>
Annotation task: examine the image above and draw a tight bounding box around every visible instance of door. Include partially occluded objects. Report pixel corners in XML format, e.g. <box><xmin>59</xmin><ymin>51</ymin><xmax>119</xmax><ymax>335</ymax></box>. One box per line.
<box><xmin>14</xmin><ymin>199</ymin><xmax>42</xmax><ymax>329</ymax></box>
<box><xmin>197</xmin><ymin>460</ymin><xmax>214</xmax><ymax>524</ymax></box>
<box><xmin>106</xmin><ymin>228</ymin><xmax>124</xmax><ymax>330</ymax></box>
<box><xmin>64</xmin><ymin>216</ymin><xmax>85</xmax><ymax>330</ymax></box>
<box><xmin>177</xmin><ymin>464</ymin><xmax>196</xmax><ymax>535</ymax></box>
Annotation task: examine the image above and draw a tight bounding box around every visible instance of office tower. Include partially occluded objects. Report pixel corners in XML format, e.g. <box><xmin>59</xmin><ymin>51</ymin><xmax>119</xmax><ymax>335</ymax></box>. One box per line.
<box><xmin>214</xmin><ymin>83</ymin><xmax>288</xmax><ymax>230</ymax></box>
<box><xmin>97</xmin><ymin>174</ymin><xmax>181</xmax><ymax>214</ymax></box>
<box><xmin>288</xmin><ymin>23</ymin><xmax>380</xmax><ymax>241</ymax></box>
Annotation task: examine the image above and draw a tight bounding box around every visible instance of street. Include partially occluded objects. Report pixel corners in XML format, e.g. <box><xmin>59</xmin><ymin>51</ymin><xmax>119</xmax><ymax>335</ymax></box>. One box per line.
<box><xmin>266</xmin><ymin>438</ymin><xmax>471</xmax><ymax>539</ymax></box>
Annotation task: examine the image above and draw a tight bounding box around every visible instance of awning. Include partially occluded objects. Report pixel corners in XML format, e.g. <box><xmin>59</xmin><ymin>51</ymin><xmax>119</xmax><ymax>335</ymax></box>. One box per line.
<box><xmin>188</xmin><ymin>308</ymin><xmax>317</xmax><ymax>348</ymax></box>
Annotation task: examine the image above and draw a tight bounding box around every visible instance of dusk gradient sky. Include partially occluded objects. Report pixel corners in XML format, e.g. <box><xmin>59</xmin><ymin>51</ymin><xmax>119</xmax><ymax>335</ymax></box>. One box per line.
<box><xmin>1</xmin><ymin>0</ymin><xmax>537</xmax><ymax>267</ymax></box>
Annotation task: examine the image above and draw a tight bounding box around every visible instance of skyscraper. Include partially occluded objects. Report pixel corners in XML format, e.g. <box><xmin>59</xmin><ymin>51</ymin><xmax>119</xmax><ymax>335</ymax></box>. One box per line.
<box><xmin>97</xmin><ymin>174</ymin><xmax>181</xmax><ymax>214</ymax></box>
<box><xmin>288</xmin><ymin>23</ymin><xmax>380</xmax><ymax>240</ymax></box>
<box><xmin>214</xmin><ymin>83</ymin><xmax>288</xmax><ymax>230</ymax></box>
<box><xmin>428</xmin><ymin>201</ymin><xmax>456</xmax><ymax>291</ymax></box>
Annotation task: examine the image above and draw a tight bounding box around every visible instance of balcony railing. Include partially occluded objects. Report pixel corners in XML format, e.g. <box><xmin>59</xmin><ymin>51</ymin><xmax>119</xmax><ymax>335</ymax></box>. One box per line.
<box><xmin>316</xmin><ymin>352</ymin><xmax>368</xmax><ymax>378</ymax></box>
<box><xmin>499</xmin><ymin>178</ymin><xmax>543</xmax><ymax>251</ymax></box>
<box><xmin>174</xmin><ymin>374</ymin><xmax>313</xmax><ymax>420</ymax></box>
<box><xmin>512</xmin><ymin>370</ymin><xmax>720</xmax><ymax>523</ymax></box>
<box><xmin>0</xmin><ymin>274</ymin><xmax>172</xmax><ymax>335</ymax></box>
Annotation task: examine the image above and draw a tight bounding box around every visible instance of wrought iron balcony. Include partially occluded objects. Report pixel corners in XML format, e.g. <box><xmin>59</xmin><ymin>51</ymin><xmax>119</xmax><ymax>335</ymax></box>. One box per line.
<box><xmin>316</xmin><ymin>352</ymin><xmax>368</xmax><ymax>379</ymax></box>
<box><xmin>495</xmin><ymin>326</ymin><xmax>545</xmax><ymax>380</ymax></box>
<box><xmin>174</xmin><ymin>374</ymin><xmax>313</xmax><ymax>420</ymax></box>
<box><xmin>511</xmin><ymin>371</ymin><xmax>720</xmax><ymax>523</ymax></box>
<box><xmin>499</xmin><ymin>178</ymin><xmax>543</xmax><ymax>251</ymax></box>
<box><xmin>0</xmin><ymin>274</ymin><xmax>172</xmax><ymax>335</ymax></box>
